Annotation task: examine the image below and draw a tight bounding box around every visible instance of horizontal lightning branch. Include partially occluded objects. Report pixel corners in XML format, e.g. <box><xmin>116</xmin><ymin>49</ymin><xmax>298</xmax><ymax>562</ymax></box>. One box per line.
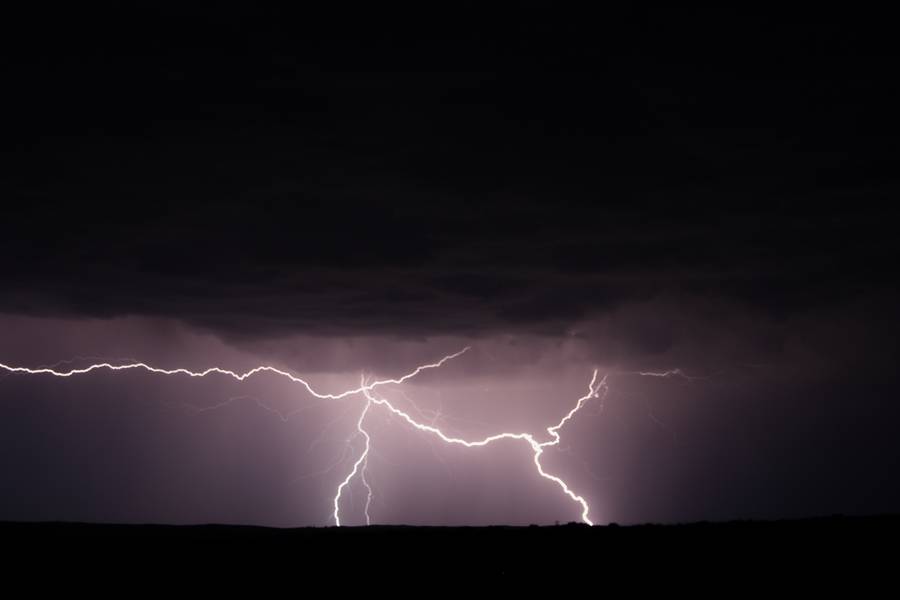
<box><xmin>0</xmin><ymin>347</ymin><xmax>470</xmax><ymax>400</ymax></box>
<box><xmin>629</xmin><ymin>368</ymin><xmax>704</xmax><ymax>381</ymax></box>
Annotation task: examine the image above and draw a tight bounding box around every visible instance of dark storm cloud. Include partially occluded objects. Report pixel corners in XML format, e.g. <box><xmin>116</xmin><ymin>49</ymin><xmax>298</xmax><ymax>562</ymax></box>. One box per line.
<box><xmin>1</xmin><ymin>191</ymin><xmax>894</xmax><ymax>340</ymax></box>
<box><xmin>2</xmin><ymin>8</ymin><xmax>898</xmax><ymax>341</ymax></box>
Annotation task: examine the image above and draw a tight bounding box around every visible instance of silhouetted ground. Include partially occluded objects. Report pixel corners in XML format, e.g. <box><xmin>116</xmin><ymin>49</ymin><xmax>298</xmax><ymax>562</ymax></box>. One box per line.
<box><xmin>3</xmin><ymin>516</ymin><xmax>897</xmax><ymax>591</ymax></box>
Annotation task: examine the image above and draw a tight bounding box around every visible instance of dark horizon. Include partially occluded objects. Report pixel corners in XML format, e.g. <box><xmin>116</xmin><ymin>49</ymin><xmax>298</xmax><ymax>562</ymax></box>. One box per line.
<box><xmin>4</xmin><ymin>516</ymin><xmax>899</xmax><ymax>587</ymax></box>
<box><xmin>1</xmin><ymin>7</ymin><xmax>899</xmax><ymax>528</ymax></box>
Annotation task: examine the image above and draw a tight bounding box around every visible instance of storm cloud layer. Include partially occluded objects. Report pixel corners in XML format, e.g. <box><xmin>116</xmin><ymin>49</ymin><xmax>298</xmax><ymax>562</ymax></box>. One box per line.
<box><xmin>4</xmin><ymin>8</ymin><xmax>898</xmax><ymax>338</ymax></box>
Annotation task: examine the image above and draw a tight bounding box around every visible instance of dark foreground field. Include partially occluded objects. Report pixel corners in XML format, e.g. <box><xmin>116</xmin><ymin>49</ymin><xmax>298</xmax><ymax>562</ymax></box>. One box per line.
<box><xmin>3</xmin><ymin>516</ymin><xmax>897</xmax><ymax>591</ymax></box>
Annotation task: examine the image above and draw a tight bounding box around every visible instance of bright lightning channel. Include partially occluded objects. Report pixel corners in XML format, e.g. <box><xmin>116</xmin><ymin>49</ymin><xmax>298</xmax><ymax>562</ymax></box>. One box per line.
<box><xmin>1</xmin><ymin>347</ymin><xmax>607</xmax><ymax>526</ymax></box>
<box><xmin>353</xmin><ymin>370</ymin><xmax>606</xmax><ymax>526</ymax></box>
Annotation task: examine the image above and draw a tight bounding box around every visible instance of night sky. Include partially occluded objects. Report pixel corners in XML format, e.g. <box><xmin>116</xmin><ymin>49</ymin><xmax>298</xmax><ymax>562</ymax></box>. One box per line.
<box><xmin>2</xmin><ymin>7</ymin><xmax>899</xmax><ymax>526</ymax></box>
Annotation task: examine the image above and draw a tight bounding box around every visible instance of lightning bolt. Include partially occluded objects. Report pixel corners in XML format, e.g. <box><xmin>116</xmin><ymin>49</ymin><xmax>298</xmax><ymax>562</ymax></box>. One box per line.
<box><xmin>333</xmin><ymin>388</ymin><xmax>372</xmax><ymax>527</ymax></box>
<box><xmin>631</xmin><ymin>368</ymin><xmax>703</xmax><ymax>381</ymax></box>
<box><xmin>1</xmin><ymin>347</ymin><xmax>609</xmax><ymax>526</ymax></box>
<box><xmin>0</xmin><ymin>347</ymin><xmax>470</xmax><ymax>399</ymax></box>
<box><xmin>354</xmin><ymin>371</ymin><xmax>606</xmax><ymax>525</ymax></box>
